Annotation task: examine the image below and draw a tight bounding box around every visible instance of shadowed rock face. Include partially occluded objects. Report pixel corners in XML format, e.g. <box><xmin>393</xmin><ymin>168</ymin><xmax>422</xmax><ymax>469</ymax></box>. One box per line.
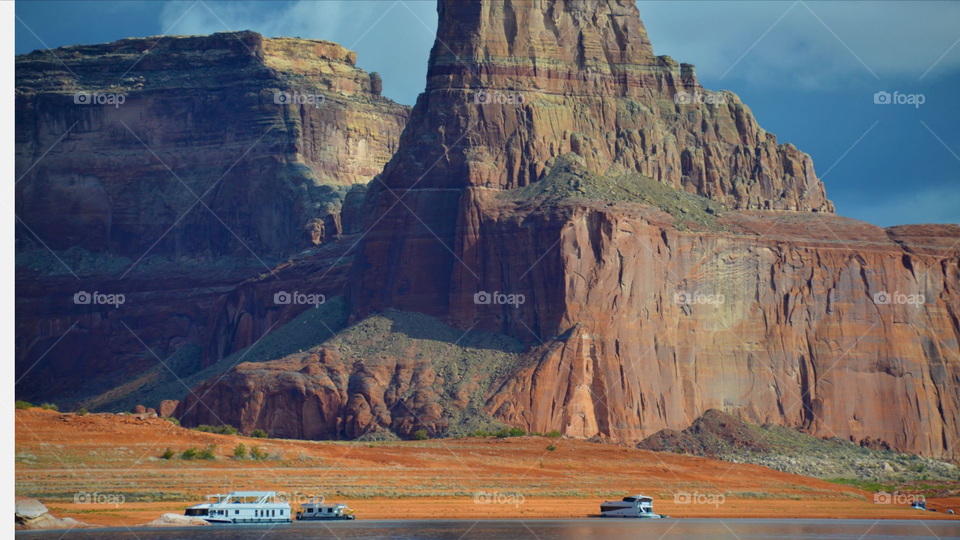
<box><xmin>14</xmin><ymin>32</ymin><xmax>405</xmax><ymax>404</ymax></box>
<box><xmin>15</xmin><ymin>31</ymin><xmax>409</xmax><ymax>257</ymax></box>
<box><xmin>177</xmin><ymin>310</ymin><xmax>526</xmax><ymax>439</ymax></box>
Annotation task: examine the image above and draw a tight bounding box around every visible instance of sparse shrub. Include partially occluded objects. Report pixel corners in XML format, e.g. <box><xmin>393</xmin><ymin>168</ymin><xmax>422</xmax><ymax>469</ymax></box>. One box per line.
<box><xmin>197</xmin><ymin>444</ymin><xmax>217</xmax><ymax>460</ymax></box>
<box><xmin>413</xmin><ymin>429</ymin><xmax>429</xmax><ymax>441</ymax></box>
<box><xmin>15</xmin><ymin>400</ymin><xmax>33</xmax><ymax>410</ymax></box>
<box><xmin>160</xmin><ymin>448</ymin><xmax>175</xmax><ymax>460</ymax></box>
<box><xmin>193</xmin><ymin>424</ymin><xmax>238</xmax><ymax>435</ymax></box>
<box><xmin>77</xmin><ymin>408</ymin><xmax>88</xmax><ymax>416</ymax></box>
<box><xmin>233</xmin><ymin>443</ymin><xmax>246</xmax><ymax>459</ymax></box>
<box><xmin>251</xmin><ymin>429</ymin><xmax>268</xmax><ymax>439</ymax></box>
<box><xmin>495</xmin><ymin>427</ymin><xmax>526</xmax><ymax>438</ymax></box>
<box><xmin>40</xmin><ymin>403</ymin><xmax>58</xmax><ymax>411</ymax></box>
<box><xmin>546</xmin><ymin>430</ymin><xmax>562</xmax><ymax>438</ymax></box>
<box><xmin>179</xmin><ymin>447</ymin><xmax>198</xmax><ymax>460</ymax></box>
<box><xmin>164</xmin><ymin>416</ymin><xmax>180</xmax><ymax>426</ymax></box>
<box><xmin>547</xmin><ymin>445</ymin><xmax>556</xmax><ymax>451</ymax></box>
<box><xmin>249</xmin><ymin>445</ymin><xmax>268</xmax><ymax>460</ymax></box>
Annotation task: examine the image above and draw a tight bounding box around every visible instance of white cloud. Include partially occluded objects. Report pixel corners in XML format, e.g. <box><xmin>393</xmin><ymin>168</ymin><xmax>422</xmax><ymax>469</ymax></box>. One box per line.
<box><xmin>160</xmin><ymin>1</ymin><xmax>369</xmax><ymax>43</ymax></box>
<box><xmin>638</xmin><ymin>1</ymin><xmax>960</xmax><ymax>88</ymax></box>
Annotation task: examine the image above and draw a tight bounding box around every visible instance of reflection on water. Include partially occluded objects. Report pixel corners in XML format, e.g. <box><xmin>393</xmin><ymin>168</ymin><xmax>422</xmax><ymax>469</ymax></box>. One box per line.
<box><xmin>14</xmin><ymin>519</ymin><xmax>960</xmax><ymax>540</ymax></box>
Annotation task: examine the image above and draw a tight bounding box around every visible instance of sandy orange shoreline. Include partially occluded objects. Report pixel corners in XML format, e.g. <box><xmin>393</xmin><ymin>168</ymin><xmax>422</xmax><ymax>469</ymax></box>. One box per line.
<box><xmin>41</xmin><ymin>498</ymin><xmax>960</xmax><ymax>528</ymax></box>
<box><xmin>16</xmin><ymin>410</ymin><xmax>960</xmax><ymax>529</ymax></box>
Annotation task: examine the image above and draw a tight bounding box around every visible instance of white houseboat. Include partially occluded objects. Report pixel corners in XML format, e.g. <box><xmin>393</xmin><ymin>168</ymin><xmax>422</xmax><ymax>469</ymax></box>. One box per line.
<box><xmin>599</xmin><ymin>494</ymin><xmax>667</xmax><ymax>518</ymax></box>
<box><xmin>184</xmin><ymin>491</ymin><xmax>292</xmax><ymax>524</ymax></box>
<box><xmin>296</xmin><ymin>497</ymin><xmax>355</xmax><ymax>521</ymax></box>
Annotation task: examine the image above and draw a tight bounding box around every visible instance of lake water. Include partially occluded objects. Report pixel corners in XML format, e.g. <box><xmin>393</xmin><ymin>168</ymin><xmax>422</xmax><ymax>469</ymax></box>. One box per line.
<box><xmin>15</xmin><ymin>519</ymin><xmax>960</xmax><ymax>539</ymax></box>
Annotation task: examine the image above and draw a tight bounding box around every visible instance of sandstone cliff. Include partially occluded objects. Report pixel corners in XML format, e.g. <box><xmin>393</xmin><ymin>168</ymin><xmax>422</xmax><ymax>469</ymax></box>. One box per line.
<box><xmin>352</xmin><ymin>0</ymin><xmax>832</xmax><ymax>317</ymax></box>
<box><xmin>478</xmin><ymin>200</ymin><xmax>960</xmax><ymax>458</ymax></box>
<box><xmin>14</xmin><ymin>33</ymin><xmax>403</xmax><ymax>404</ymax></box>
<box><xmin>16</xmin><ymin>31</ymin><xmax>408</xmax><ymax>257</ymax></box>
<box><xmin>177</xmin><ymin>309</ymin><xmax>525</xmax><ymax>439</ymax></box>
<box><xmin>338</xmin><ymin>0</ymin><xmax>958</xmax><ymax>457</ymax></box>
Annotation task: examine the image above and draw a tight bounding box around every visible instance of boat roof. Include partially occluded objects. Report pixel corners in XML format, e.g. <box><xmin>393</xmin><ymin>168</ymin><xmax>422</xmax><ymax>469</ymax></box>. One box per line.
<box><xmin>627</xmin><ymin>494</ymin><xmax>653</xmax><ymax>500</ymax></box>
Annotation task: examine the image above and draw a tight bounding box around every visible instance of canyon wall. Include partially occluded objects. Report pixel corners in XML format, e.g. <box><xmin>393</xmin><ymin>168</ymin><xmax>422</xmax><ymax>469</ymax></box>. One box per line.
<box><xmin>475</xmin><ymin>200</ymin><xmax>960</xmax><ymax>458</ymax></box>
<box><xmin>14</xmin><ymin>33</ymin><xmax>403</xmax><ymax>403</ymax></box>
<box><xmin>16</xmin><ymin>32</ymin><xmax>408</xmax><ymax>258</ymax></box>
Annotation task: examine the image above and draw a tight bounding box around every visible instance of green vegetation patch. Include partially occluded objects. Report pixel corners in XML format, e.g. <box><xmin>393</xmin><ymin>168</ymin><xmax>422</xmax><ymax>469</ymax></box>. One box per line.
<box><xmin>499</xmin><ymin>154</ymin><xmax>726</xmax><ymax>231</ymax></box>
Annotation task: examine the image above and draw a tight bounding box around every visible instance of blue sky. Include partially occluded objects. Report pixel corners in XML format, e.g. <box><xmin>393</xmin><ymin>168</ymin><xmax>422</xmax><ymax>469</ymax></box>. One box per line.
<box><xmin>15</xmin><ymin>1</ymin><xmax>960</xmax><ymax>227</ymax></box>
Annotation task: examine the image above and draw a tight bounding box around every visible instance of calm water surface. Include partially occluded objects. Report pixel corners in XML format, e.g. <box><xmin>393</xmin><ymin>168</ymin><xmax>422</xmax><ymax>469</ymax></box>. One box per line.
<box><xmin>15</xmin><ymin>519</ymin><xmax>960</xmax><ymax>539</ymax></box>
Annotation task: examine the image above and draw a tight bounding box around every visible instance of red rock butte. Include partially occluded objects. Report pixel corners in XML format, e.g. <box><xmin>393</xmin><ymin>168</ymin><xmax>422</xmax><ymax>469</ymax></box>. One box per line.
<box><xmin>345</xmin><ymin>0</ymin><xmax>959</xmax><ymax>457</ymax></box>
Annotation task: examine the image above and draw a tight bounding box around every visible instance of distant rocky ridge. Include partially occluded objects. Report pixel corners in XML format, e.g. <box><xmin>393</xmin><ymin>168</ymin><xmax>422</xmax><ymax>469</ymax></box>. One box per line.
<box><xmin>16</xmin><ymin>31</ymin><xmax>408</xmax><ymax>258</ymax></box>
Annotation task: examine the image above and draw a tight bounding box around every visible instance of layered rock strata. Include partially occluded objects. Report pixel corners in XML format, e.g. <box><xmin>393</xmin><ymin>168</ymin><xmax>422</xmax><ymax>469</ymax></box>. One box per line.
<box><xmin>15</xmin><ymin>32</ymin><xmax>408</xmax><ymax>258</ymax></box>
<box><xmin>341</xmin><ymin>0</ymin><xmax>959</xmax><ymax>457</ymax></box>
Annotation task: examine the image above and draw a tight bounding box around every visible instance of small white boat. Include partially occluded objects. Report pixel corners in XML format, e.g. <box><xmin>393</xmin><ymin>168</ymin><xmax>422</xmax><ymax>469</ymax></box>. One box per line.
<box><xmin>599</xmin><ymin>494</ymin><xmax>667</xmax><ymax>518</ymax></box>
<box><xmin>184</xmin><ymin>491</ymin><xmax>292</xmax><ymax>524</ymax></box>
<box><xmin>296</xmin><ymin>496</ymin><xmax>355</xmax><ymax>521</ymax></box>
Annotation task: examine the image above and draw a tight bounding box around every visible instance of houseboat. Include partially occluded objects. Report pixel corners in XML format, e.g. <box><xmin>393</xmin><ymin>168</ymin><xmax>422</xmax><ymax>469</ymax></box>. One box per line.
<box><xmin>599</xmin><ymin>494</ymin><xmax>667</xmax><ymax>518</ymax></box>
<box><xmin>296</xmin><ymin>497</ymin><xmax>355</xmax><ymax>520</ymax></box>
<box><xmin>184</xmin><ymin>491</ymin><xmax>292</xmax><ymax>524</ymax></box>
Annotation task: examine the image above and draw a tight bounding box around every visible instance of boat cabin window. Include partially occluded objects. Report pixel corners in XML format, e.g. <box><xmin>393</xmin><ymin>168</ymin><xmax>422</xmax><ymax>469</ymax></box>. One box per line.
<box><xmin>622</xmin><ymin>497</ymin><xmax>637</xmax><ymax>503</ymax></box>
